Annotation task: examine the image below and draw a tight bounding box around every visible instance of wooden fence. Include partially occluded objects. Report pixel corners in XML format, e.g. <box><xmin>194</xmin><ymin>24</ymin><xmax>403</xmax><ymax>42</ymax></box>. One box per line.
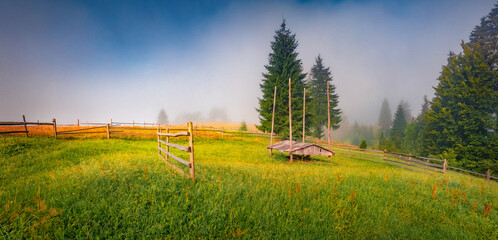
<box><xmin>318</xmin><ymin>140</ymin><xmax>497</xmax><ymax>182</ymax></box>
<box><xmin>157</xmin><ymin>122</ymin><xmax>195</xmax><ymax>180</ymax></box>
<box><xmin>0</xmin><ymin>115</ymin><xmax>55</xmax><ymax>137</ymax></box>
<box><xmin>1</xmin><ymin>116</ymin><xmax>271</xmax><ymax>139</ymax></box>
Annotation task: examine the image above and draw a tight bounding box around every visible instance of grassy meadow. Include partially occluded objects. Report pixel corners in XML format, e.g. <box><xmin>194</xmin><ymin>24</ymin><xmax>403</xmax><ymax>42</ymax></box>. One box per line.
<box><xmin>0</xmin><ymin>134</ymin><xmax>497</xmax><ymax>239</ymax></box>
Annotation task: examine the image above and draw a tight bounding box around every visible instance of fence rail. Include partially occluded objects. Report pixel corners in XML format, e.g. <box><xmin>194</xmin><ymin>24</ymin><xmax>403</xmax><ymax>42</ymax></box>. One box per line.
<box><xmin>157</xmin><ymin>122</ymin><xmax>195</xmax><ymax>180</ymax></box>
<box><xmin>314</xmin><ymin>139</ymin><xmax>496</xmax><ymax>182</ymax></box>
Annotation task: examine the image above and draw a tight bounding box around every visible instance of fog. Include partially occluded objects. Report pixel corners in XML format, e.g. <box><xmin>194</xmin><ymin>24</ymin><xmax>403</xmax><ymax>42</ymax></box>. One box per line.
<box><xmin>0</xmin><ymin>0</ymin><xmax>494</xmax><ymax>125</ymax></box>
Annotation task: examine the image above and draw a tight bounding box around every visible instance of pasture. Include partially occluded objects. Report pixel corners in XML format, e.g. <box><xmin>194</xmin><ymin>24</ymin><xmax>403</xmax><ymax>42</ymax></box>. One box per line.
<box><xmin>0</xmin><ymin>134</ymin><xmax>497</xmax><ymax>239</ymax></box>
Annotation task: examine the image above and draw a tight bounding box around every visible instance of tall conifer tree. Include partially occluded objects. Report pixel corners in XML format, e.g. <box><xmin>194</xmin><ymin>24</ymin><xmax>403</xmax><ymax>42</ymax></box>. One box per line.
<box><xmin>425</xmin><ymin>4</ymin><xmax>497</xmax><ymax>174</ymax></box>
<box><xmin>425</xmin><ymin>43</ymin><xmax>497</xmax><ymax>173</ymax></box>
<box><xmin>390</xmin><ymin>103</ymin><xmax>407</xmax><ymax>150</ymax></box>
<box><xmin>378</xmin><ymin>99</ymin><xmax>392</xmax><ymax>135</ymax></box>
<box><xmin>307</xmin><ymin>55</ymin><xmax>341</xmax><ymax>139</ymax></box>
<box><xmin>257</xmin><ymin>20</ymin><xmax>307</xmax><ymax>140</ymax></box>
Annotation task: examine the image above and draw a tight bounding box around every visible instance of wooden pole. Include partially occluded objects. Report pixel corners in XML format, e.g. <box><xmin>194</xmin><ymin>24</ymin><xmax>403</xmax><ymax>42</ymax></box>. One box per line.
<box><xmin>157</xmin><ymin>124</ymin><xmax>161</xmax><ymax>156</ymax></box>
<box><xmin>133</xmin><ymin>120</ymin><xmax>135</xmax><ymax>127</ymax></box>
<box><xmin>166</xmin><ymin>128</ymin><xmax>169</xmax><ymax>160</ymax></box>
<box><xmin>270</xmin><ymin>86</ymin><xmax>277</xmax><ymax>156</ymax></box>
<box><xmin>327</xmin><ymin>80</ymin><xmax>331</xmax><ymax>160</ymax></box>
<box><xmin>302</xmin><ymin>88</ymin><xmax>306</xmax><ymax>143</ymax></box>
<box><xmin>52</xmin><ymin>118</ymin><xmax>57</xmax><ymax>138</ymax></box>
<box><xmin>22</xmin><ymin>115</ymin><xmax>28</xmax><ymax>137</ymax></box>
<box><xmin>443</xmin><ymin>159</ymin><xmax>447</xmax><ymax>175</ymax></box>
<box><xmin>106</xmin><ymin>124</ymin><xmax>110</xmax><ymax>139</ymax></box>
<box><xmin>77</xmin><ymin>119</ymin><xmax>80</xmax><ymax>127</ymax></box>
<box><xmin>289</xmin><ymin>78</ymin><xmax>293</xmax><ymax>163</ymax></box>
<box><xmin>188</xmin><ymin>121</ymin><xmax>195</xmax><ymax>181</ymax></box>
<box><xmin>110</xmin><ymin>118</ymin><xmax>113</xmax><ymax>127</ymax></box>
<box><xmin>486</xmin><ymin>169</ymin><xmax>490</xmax><ymax>181</ymax></box>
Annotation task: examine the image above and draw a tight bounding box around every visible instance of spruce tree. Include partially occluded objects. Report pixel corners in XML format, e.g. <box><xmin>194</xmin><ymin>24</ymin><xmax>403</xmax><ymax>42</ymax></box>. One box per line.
<box><xmin>390</xmin><ymin>103</ymin><xmax>407</xmax><ymax>151</ymax></box>
<box><xmin>378</xmin><ymin>99</ymin><xmax>392</xmax><ymax>135</ymax></box>
<box><xmin>424</xmin><ymin>4</ymin><xmax>498</xmax><ymax>174</ymax></box>
<box><xmin>359</xmin><ymin>139</ymin><xmax>367</xmax><ymax>149</ymax></box>
<box><xmin>307</xmin><ymin>55</ymin><xmax>341</xmax><ymax>139</ymax></box>
<box><xmin>256</xmin><ymin>20</ymin><xmax>307</xmax><ymax>140</ymax></box>
<box><xmin>469</xmin><ymin>3</ymin><xmax>497</xmax><ymax>70</ymax></box>
<box><xmin>404</xmin><ymin>96</ymin><xmax>430</xmax><ymax>155</ymax></box>
<box><xmin>157</xmin><ymin>109</ymin><xmax>168</xmax><ymax>125</ymax></box>
<box><xmin>424</xmin><ymin>43</ymin><xmax>497</xmax><ymax>173</ymax></box>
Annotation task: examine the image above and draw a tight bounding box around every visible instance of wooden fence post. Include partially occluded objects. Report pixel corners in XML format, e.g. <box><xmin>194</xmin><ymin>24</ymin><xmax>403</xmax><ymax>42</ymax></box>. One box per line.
<box><xmin>110</xmin><ymin>118</ymin><xmax>113</xmax><ymax>126</ymax></box>
<box><xmin>52</xmin><ymin>118</ymin><xmax>57</xmax><ymax>138</ymax></box>
<box><xmin>133</xmin><ymin>120</ymin><xmax>135</xmax><ymax>127</ymax></box>
<box><xmin>166</xmin><ymin>128</ymin><xmax>169</xmax><ymax>160</ymax></box>
<box><xmin>383</xmin><ymin>150</ymin><xmax>386</xmax><ymax>163</ymax></box>
<box><xmin>289</xmin><ymin>78</ymin><xmax>293</xmax><ymax>163</ymax></box>
<box><xmin>408</xmin><ymin>153</ymin><xmax>412</xmax><ymax>166</ymax></box>
<box><xmin>22</xmin><ymin>115</ymin><xmax>28</xmax><ymax>137</ymax></box>
<box><xmin>327</xmin><ymin>81</ymin><xmax>331</xmax><ymax>160</ymax></box>
<box><xmin>486</xmin><ymin>169</ymin><xmax>490</xmax><ymax>181</ymax></box>
<box><xmin>188</xmin><ymin>122</ymin><xmax>195</xmax><ymax>181</ymax></box>
<box><xmin>157</xmin><ymin>124</ymin><xmax>161</xmax><ymax>156</ymax></box>
<box><xmin>106</xmin><ymin>124</ymin><xmax>110</xmax><ymax>139</ymax></box>
<box><xmin>270</xmin><ymin>86</ymin><xmax>276</xmax><ymax>156</ymax></box>
<box><xmin>303</xmin><ymin>88</ymin><xmax>306</xmax><ymax>143</ymax></box>
<box><xmin>77</xmin><ymin>119</ymin><xmax>80</xmax><ymax>127</ymax></box>
<box><xmin>443</xmin><ymin>159</ymin><xmax>447</xmax><ymax>175</ymax></box>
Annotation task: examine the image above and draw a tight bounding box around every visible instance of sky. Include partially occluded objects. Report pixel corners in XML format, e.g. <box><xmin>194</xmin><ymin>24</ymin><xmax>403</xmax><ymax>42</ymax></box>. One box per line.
<box><xmin>0</xmin><ymin>0</ymin><xmax>495</xmax><ymax>125</ymax></box>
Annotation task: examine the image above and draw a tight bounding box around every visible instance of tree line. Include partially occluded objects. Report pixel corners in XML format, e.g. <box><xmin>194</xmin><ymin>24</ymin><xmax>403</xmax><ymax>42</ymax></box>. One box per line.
<box><xmin>258</xmin><ymin>4</ymin><xmax>497</xmax><ymax>175</ymax></box>
<box><xmin>375</xmin><ymin>4</ymin><xmax>497</xmax><ymax>174</ymax></box>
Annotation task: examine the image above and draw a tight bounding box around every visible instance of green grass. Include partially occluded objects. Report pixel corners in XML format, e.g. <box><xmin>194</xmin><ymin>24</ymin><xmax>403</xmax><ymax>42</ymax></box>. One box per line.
<box><xmin>0</xmin><ymin>136</ymin><xmax>497</xmax><ymax>239</ymax></box>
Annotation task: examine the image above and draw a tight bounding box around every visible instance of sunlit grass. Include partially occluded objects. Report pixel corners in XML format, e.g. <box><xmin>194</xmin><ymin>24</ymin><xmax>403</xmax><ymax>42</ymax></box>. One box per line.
<box><xmin>0</xmin><ymin>135</ymin><xmax>496</xmax><ymax>239</ymax></box>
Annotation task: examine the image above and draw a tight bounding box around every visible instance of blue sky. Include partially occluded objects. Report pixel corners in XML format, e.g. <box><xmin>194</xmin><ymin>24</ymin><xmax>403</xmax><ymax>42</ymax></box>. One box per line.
<box><xmin>0</xmin><ymin>0</ymin><xmax>495</xmax><ymax>125</ymax></box>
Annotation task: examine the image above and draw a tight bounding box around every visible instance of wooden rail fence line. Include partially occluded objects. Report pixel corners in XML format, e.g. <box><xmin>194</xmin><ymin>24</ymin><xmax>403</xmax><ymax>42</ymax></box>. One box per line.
<box><xmin>157</xmin><ymin>122</ymin><xmax>195</xmax><ymax>180</ymax></box>
<box><xmin>321</xmin><ymin>141</ymin><xmax>496</xmax><ymax>181</ymax></box>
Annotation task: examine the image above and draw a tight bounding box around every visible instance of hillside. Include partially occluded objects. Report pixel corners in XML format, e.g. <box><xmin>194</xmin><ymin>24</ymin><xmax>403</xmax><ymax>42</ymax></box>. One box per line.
<box><xmin>0</xmin><ymin>135</ymin><xmax>496</xmax><ymax>239</ymax></box>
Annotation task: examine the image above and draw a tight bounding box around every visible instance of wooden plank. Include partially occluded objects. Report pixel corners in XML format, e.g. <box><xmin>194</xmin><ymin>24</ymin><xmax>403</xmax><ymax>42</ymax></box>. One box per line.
<box><xmin>57</xmin><ymin>126</ymin><xmax>106</xmax><ymax>133</ymax></box>
<box><xmin>447</xmin><ymin>166</ymin><xmax>487</xmax><ymax>177</ymax></box>
<box><xmin>109</xmin><ymin>126</ymin><xmax>155</xmax><ymax>130</ymax></box>
<box><xmin>0</xmin><ymin>122</ymin><xmax>25</xmax><ymax>125</ymax></box>
<box><xmin>158</xmin><ymin>146</ymin><xmax>190</xmax><ymax>167</ymax></box>
<box><xmin>110</xmin><ymin>132</ymin><xmax>156</xmax><ymax>136</ymax></box>
<box><xmin>407</xmin><ymin>158</ymin><xmax>444</xmax><ymax>168</ymax></box>
<box><xmin>158</xmin><ymin>139</ymin><xmax>190</xmax><ymax>152</ymax></box>
<box><xmin>158</xmin><ymin>153</ymin><xmax>189</xmax><ymax>178</ymax></box>
<box><xmin>157</xmin><ymin>132</ymin><xmax>189</xmax><ymax>137</ymax></box>
<box><xmin>57</xmin><ymin>131</ymin><xmax>106</xmax><ymax>135</ymax></box>
<box><xmin>27</xmin><ymin>122</ymin><xmax>53</xmax><ymax>125</ymax></box>
<box><xmin>383</xmin><ymin>161</ymin><xmax>433</xmax><ymax>175</ymax></box>
<box><xmin>415</xmin><ymin>156</ymin><xmax>445</xmax><ymax>162</ymax></box>
<box><xmin>383</xmin><ymin>158</ymin><xmax>444</xmax><ymax>173</ymax></box>
<box><xmin>0</xmin><ymin>131</ymin><xmax>28</xmax><ymax>134</ymax></box>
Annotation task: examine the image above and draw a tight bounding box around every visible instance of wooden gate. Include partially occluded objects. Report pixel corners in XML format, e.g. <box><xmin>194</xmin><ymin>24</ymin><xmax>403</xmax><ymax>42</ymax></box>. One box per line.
<box><xmin>157</xmin><ymin>122</ymin><xmax>195</xmax><ymax>180</ymax></box>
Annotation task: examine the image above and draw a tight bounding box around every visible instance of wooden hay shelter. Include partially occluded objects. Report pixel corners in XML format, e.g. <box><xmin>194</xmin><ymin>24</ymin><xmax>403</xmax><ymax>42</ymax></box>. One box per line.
<box><xmin>267</xmin><ymin>140</ymin><xmax>334</xmax><ymax>156</ymax></box>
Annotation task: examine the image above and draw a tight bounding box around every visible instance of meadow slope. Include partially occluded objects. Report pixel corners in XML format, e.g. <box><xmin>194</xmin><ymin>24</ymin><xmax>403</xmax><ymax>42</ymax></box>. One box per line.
<box><xmin>0</xmin><ymin>135</ymin><xmax>496</xmax><ymax>239</ymax></box>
